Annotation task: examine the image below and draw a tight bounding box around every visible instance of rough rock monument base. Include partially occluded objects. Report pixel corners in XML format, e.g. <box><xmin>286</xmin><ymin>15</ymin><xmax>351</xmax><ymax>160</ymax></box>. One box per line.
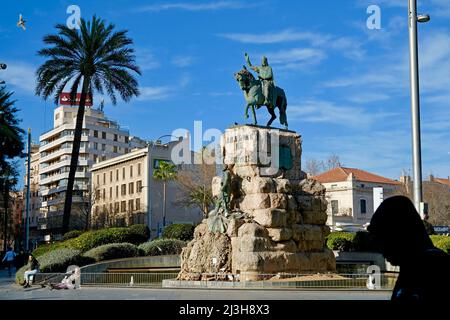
<box><xmin>178</xmin><ymin>125</ymin><xmax>336</xmax><ymax>281</ymax></box>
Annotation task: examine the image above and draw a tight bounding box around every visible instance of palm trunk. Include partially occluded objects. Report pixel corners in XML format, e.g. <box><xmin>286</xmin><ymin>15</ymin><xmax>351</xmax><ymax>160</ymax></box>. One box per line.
<box><xmin>162</xmin><ymin>181</ymin><xmax>166</xmax><ymax>228</ymax></box>
<box><xmin>61</xmin><ymin>77</ymin><xmax>90</xmax><ymax>234</ymax></box>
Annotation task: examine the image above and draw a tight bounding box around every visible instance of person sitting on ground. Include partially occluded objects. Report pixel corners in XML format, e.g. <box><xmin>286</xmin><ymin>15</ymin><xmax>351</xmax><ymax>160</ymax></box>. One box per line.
<box><xmin>367</xmin><ymin>195</ymin><xmax>450</xmax><ymax>302</ymax></box>
<box><xmin>23</xmin><ymin>254</ymin><xmax>40</xmax><ymax>288</ymax></box>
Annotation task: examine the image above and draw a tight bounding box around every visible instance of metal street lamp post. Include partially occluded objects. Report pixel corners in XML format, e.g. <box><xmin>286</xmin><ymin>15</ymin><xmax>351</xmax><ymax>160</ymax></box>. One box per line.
<box><xmin>25</xmin><ymin>128</ymin><xmax>31</xmax><ymax>251</ymax></box>
<box><xmin>408</xmin><ymin>0</ymin><xmax>429</xmax><ymax>219</ymax></box>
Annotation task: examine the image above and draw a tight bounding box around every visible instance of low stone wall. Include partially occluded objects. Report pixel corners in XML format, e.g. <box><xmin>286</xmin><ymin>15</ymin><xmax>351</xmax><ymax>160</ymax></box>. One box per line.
<box><xmin>80</xmin><ymin>255</ymin><xmax>180</xmax><ymax>273</ymax></box>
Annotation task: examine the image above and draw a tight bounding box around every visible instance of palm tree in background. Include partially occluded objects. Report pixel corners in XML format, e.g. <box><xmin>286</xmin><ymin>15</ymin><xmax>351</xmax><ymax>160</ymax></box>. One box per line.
<box><xmin>153</xmin><ymin>161</ymin><xmax>178</xmax><ymax>230</ymax></box>
<box><xmin>35</xmin><ymin>16</ymin><xmax>141</xmax><ymax>234</ymax></box>
<box><xmin>0</xmin><ymin>87</ymin><xmax>25</xmax><ymax>172</ymax></box>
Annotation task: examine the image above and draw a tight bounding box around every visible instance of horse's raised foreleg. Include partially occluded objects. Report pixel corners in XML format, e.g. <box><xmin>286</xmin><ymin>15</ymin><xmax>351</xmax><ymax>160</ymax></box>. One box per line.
<box><xmin>244</xmin><ymin>104</ymin><xmax>250</xmax><ymax>120</ymax></box>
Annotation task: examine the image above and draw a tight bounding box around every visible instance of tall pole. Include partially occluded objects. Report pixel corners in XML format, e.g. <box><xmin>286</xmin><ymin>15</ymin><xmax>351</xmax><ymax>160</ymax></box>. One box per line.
<box><xmin>25</xmin><ymin>128</ymin><xmax>31</xmax><ymax>251</ymax></box>
<box><xmin>408</xmin><ymin>0</ymin><xmax>424</xmax><ymax>217</ymax></box>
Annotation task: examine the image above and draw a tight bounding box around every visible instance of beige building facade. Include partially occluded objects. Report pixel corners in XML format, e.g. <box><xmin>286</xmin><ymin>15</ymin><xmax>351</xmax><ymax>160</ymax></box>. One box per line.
<box><xmin>90</xmin><ymin>140</ymin><xmax>202</xmax><ymax>238</ymax></box>
<box><xmin>313</xmin><ymin>167</ymin><xmax>401</xmax><ymax>230</ymax></box>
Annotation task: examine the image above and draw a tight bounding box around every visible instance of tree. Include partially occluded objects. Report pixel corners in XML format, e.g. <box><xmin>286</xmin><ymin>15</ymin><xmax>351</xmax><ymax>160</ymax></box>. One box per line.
<box><xmin>305</xmin><ymin>158</ymin><xmax>324</xmax><ymax>176</ymax></box>
<box><xmin>0</xmin><ymin>87</ymin><xmax>24</xmax><ymax>172</ymax></box>
<box><xmin>35</xmin><ymin>16</ymin><xmax>141</xmax><ymax>234</ymax></box>
<box><xmin>176</xmin><ymin>147</ymin><xmax>216</xmax><ymax>217</ymax></box>
<box><xmin>153</xmin><ymin>161</ymin><xmax>177</xmax><ymax>228</ymax></box>
<box><xmin>325</xmin><ymin>154</ymin><xmax>342</xmax><ymax>171</ymax></box>
<box><xmin>0</xmin><ymin>163</ymin><xmax>19</xmax><ymax>251</ymax></box>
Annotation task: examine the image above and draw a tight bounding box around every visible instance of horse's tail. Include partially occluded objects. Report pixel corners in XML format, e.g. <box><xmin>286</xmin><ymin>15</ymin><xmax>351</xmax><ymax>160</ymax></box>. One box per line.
<box><xmin>278</xmin><ymin>88</ymin><xmax>288</xmax><ymax>127</ymax></box>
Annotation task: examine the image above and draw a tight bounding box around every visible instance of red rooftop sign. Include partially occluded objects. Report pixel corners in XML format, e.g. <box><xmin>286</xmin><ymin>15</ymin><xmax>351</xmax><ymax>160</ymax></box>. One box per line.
<box><xmin>59</xmin><ymin>93</ymin><xmax>93</xmax><ymax>106</ymax></box>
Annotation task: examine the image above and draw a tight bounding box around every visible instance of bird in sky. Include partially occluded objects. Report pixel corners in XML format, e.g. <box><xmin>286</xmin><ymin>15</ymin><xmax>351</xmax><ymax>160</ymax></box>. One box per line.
<box><xmin>17</xmin><ymin>14</ymin><xmax>26</xmax><ymax>30</ymax></box>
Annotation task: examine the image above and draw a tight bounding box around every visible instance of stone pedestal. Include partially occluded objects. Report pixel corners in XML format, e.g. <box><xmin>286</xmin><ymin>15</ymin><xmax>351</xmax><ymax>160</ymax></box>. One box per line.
<box><xmin>178</xmin><ymin>125</ymin><xmax>336</xmax><ymax>281</ymax></box>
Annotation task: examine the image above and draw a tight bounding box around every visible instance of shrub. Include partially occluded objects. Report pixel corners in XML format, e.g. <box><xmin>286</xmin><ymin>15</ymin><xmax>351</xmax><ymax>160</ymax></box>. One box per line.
<box><xmin>66</xmin><ymin>227</ymin><xmax>147</xmax><ymax>252</ymax></box>
<box><xmin>162</xmin><ymin>224</ymin><xmax>195</xmax><ymax>241</ymax></box>
<box><xmin>431</xmin><ymin>235</ymin><xmax>450</xmax><ymax>254</ymax></box>
<box><xmin>38</xmin><ymin>248</ymin><xmax>93</xmax><ymax>273</ymax></box>
<box><xmin>15</xmin><ymin>265</ymin><xmax>29</xmax><ymax>284</ymax></box>
<box><xmin>82</xmin><ymin>243</ymin><xmax>140</xmax><ymax>262</ymax></box>
<box><xmin>138</xmin><ymin>239</ymin><xmax>186</xmax><ymax>256</ymax></box>
<box><xmin>62</xmin><ymin>230</ymin><xmax>84</xmax><ymax>241</ymax></box>
<box><xmin>326</xmin><ymin>232</ymin><xmax>356</xmax><ymax>251</ymax></box>
<box><xmin>128</xmin><ymin>224</ymin><xmax>150</xmax><ymax>242</ymax></box>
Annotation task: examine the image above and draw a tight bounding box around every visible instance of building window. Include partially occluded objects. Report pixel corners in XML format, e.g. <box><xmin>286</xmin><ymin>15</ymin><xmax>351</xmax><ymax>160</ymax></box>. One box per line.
<box><xmin>102</xmin><ymin>188</ymin><xmax>106</xmax><ymax>200</ymax></box>
<box><xmin>95</xmin><ymin>206</ymin><xmax>99</xmax><ymax>215</ymax></box>
<box><xmin>96</xmin><ymin>174</ymin><xmax>100</xmax><ymax>185</ymax></box>
<box><xmin>129</xmin><ymin>182</ymin><xmax>134</xmax><ymax>194</ymax></box>
<box><xmin>114</xmin><ymin>134</ymin><xmax>118</xmax><ymax>142</ymax></box>
<box><xmin>121</xmin><ymin>184</ymin><xmax>126</xmax><ymax>196</ymax></box>
<box><xmin>116</xmin><ymin>169</ymin><xmax>119</xmax><ymax>181</ymax></box>
<box><xmin>125</xmin><ymin>148</ymin><xmax>129</xmax><ymax>153</ymax></box>
<box><xmin>360</xmin><ymin>199</ymin><xmax>367</xmax><ymax>214</ymax></box>
<box><xmin>94</xmin><ymin>142</ymin><xmax>98</xmax><ymax>150</ymax></box>
<box><xmin>122</xmin><ymin>167</ymin><xmax>125</xmax><ymax>179</ymax></box>
<box><xmin>116</xmin><ymin>185</ymin><xmax>119</xmax><ymax>198</ymax></box>
<box><xmin>128</xmin><ymin>200</ymin><xmax>134</xmax><ymax>212</ymax></box>
<box><xmin>114</xmin><ymin>202</ymin><xmax>119</xmax><ymax>213</ymax></box>
<box><xmin>102</xmin><ymin>144</ymin><xmax>106</xmax><ymax>151</ymax></box>
<box><xmin>94</xmin><ymin>130</ymin><xmax>98</xmax><ymax>138</ymax></box>
<box><xmin>110</xmin><ymin>187</ymin><xmax>112</xmax><ymax>199</ymax></box>
<box><xmin>113</xmin><ymin>146</ymin><xmax>118</xmax><ymax>153</ymax></box>
<box><xmin>109</xmin><ymin>203</ymin><xmax>113</xmax><ymax>214</ymax></box>
<box><xmin>102</xmin><ymin>132</ymin><xmax>106</xmax><ymax>139</ymax></box>
<box><xmin>121</xmin><ymin>201</ymin><xmax>126</xmax><ymax>213</ymax></box>
<box><xmin>103</xmin><ymin>173</ymin><xmax>106</xmax><ymax>184</ymax></box>
<box><xmin>125</xmin><ymin>136</ymin><xmax>129</xmax><ymax>143</ymax></box>
<box><xmin>110</xmin><ymin>171</ymin><xmax>113</xmax><ymax>182</ymax></box>
<box><xmin>331</xmin><ymin>200</ymin><xmax>339</xmax><ymax>216</ymax></box>
<box><xmin>136</xmin><ymin>198</ymin><xmax>140</xmax><ymax>210</ymax></box>
<box><xmin>130</xmin><ymin>165</ymin><xmax>133</xmax><ymax>178</ymax></box>
<box><xmin>137</xmin><ymin>180</ymin><xmax>142</xmax><ymax>193</ymax></box>
<box><xmin>138</xmin><ymin>163</ymin><xmax>141</xmax><ymax>176</ymax></box>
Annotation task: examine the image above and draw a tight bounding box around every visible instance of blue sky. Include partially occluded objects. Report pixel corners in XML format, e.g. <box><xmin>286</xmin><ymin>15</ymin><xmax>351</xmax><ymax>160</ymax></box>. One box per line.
<box><xmin>1</xmin><ymin>0</ymin><xmax>449</xmax><ymax>186</ymax></box>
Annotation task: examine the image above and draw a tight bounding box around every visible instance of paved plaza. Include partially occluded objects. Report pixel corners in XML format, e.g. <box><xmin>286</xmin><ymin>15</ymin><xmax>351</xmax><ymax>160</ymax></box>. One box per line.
<box><xmin>0</xmin><ymin>269</ymin><xmax>391</xmax><ymax>300</ymax></box>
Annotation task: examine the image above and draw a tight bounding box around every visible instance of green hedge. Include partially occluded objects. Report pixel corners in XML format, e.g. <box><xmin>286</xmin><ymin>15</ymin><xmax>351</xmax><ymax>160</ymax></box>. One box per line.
<box><xmin>138</xmin><ymin>239</ymin><xmax>186</xmax><ymax>256</ymax></box>
<box><xmin>33</xmin><ymin>225</ymin><xmax>150</xmax><ymax>257</ymax></box>
<box><xmin>326</xmin><ymin>232</ymin><xmax>356</xmax><ymax>251</ymax></box>
<box><xmin>162</xmin><ymin>224</ymin><xmax>195</xmax><ymax>241</ymax></box>
<box><xmin>82</xmin><ymin>243</ymin><xmax>140</xmax><ymax>262</ymax></box>
<box><xmin>431</xmin><ymin>235</ymin><xmax>450</xmax><ymax>254</ymax></box>
<box><xmin>128</xmin><ymin>224</ymin><xmax>150</xmax><ymax>241</ymax></box>
<box><xmin>62</xmin><ymin>230</ymin><xmax>84</xmax><ymax>241</ymax></box>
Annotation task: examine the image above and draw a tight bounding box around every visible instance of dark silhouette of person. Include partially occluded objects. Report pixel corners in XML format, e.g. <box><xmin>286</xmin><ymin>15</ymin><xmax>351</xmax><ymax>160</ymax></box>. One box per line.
<box><xmin>368</xmin><ymin>196</ymin><xmax>450</xmax><ymax>303</ymax></box>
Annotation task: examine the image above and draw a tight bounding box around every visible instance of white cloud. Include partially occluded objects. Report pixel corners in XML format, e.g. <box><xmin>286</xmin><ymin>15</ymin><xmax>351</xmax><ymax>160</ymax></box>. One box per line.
<box><xmin>137</xmin><ymin>1</ymin><xmax>249</xmax><ymax>12</ymax></box>
<box><xmin>137</xmin><ymin>86</ymin><xmax>172</xmax><ymax>101</ymax></box>
<box><xmin>261</xmin><ymin>48</ymin><xmax>326</xmax><ymax>70</ymax></box>
<box><xmin>2</xmin><ymin>61</ymin><xmax>36</xmax><ymax>93</ymax></box>
<box><xmin>218</xmin><ymin>29</ymin><xmax>328</xmax><ymax>45</ymax></box>
<box><xmin>288</xmin><ymin>100</ymin><xmax>398</xmax><ymax>128</ymax></box>
<box><xmin>135</xmin><ymin>49</ymin><xmax>160</xmax><ymax>71</ymax></box>
<box><xmin>171</xmin><ymin>56</ymin><xmax>195</xmax><ymax>68</ymax></box>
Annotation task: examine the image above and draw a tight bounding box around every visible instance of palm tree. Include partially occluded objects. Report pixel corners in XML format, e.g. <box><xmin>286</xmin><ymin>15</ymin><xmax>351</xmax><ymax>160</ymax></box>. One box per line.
<box><xmin>35</xmin><ymin>16</ymin><xmax>141</xmax><ymax>234</ymax></box>
<box><xmin>0</xmin><ymin>87</ymin><xmax>25</xmax><ymax>171</ymax></box>
<box><xmin>153</xmin><ymin>161</ymin><xmax>177</xmax><ymax>230</ymax></box>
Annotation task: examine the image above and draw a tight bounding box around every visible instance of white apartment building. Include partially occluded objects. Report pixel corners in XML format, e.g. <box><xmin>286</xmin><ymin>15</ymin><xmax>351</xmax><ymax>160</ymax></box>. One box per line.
<box><xmin>313</xmin><ymin>167</ymin><xmax>401</xmax><ymax>230</ymax></box>
<box><xmin>23</xmin><ymin>143</ymin><xmax>41</xmax><ymax>231</ymax></box>
<box><xmin>90</xmin><ymin>140</ymin><xmax>203</xmax><ymax>238</ymax></box>
<box><xmin>37</xmin><ymin>94</ymin><xmax>132</xmax><ymax>237</ymax></box>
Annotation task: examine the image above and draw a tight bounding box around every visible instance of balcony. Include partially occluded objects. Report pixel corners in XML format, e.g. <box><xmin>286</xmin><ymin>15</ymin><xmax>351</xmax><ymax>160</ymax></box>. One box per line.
<box><xmin>40</xmin><ymin>171</ymin><xmax>89</xmax><ymax>186</ymax></box>
<box><xmin>40</xmin><ymin>147</ymin><xmax>88</xmax><ymax>164</ymax></box>
<box><xmin>40</xmin><ymin>159</ymin><xmax>89</xmax><ymax>175</ymax></box>
<box><xmin>40</xmin><ymin>134</ymin><xmax>89</xmax><ymax>153</ymax></box>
